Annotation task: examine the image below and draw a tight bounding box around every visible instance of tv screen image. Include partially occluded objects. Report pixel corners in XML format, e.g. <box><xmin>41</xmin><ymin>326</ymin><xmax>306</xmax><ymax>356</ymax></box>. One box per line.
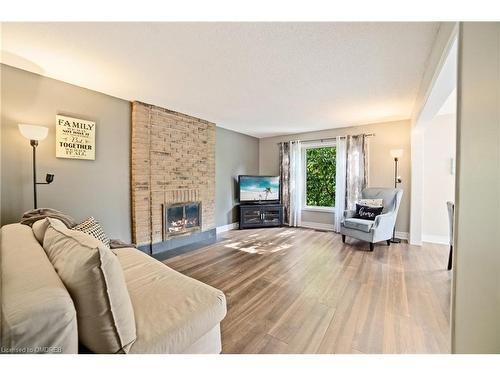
<box><xmin>239</xmin><ymin>175</ymin><xmax>280</xmax><ymax>202</ymax></box>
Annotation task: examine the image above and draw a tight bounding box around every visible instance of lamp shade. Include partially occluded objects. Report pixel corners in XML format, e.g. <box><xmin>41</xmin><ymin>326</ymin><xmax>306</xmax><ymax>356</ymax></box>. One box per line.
<box><xmin>390</xmin><ymin>149</ymin><xmax>404</xmax><ymax>158</ymax></box>
<box><xmin>18</xmin><ymin>124</ymin><xmax>48</xmax><ymax>141</ymax></box>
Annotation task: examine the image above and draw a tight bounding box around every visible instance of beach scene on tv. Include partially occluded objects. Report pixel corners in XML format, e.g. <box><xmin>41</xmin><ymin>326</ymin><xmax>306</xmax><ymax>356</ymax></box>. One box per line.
<box><xmin>240</xmin><ymin>176</ymin><xmax>280</xmax><ymax>201</ymax></box>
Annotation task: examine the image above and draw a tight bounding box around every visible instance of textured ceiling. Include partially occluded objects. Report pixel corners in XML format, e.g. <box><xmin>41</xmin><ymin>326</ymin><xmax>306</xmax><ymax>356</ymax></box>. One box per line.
<box><xmin>1</xmin><ymin>22</ymin><xmax>439</xmax><ymax>138</ymax></box>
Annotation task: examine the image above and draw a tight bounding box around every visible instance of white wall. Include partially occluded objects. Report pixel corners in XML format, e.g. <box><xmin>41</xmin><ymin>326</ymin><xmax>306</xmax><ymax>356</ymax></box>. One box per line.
<box><xmin>0</xmin><ymin>39</ymin><xmax>2</xmax><ymax>227</ymax></box>
<box><xmin>411</xmin><ymin>29</ymin><xmax>458</xmax><ymax>245</ymax></box>
<box><xmin>412</xmin><ymin>23</ymin><xmax>457</xmax><ymax>123</ymax></box>
<box><xmin>452</xmin><ymin>22</ymin><xmax>500</xmax><ymax>354</ymax></box>
<box><xmin>422</xmin><ymin>113</ymin><xmax>456</xmax><ymax>244</ymax></box>
<box><xmin>410</xmin><ymin>22</ymin><xmax>457</xmax><ymax>245</ymax></box>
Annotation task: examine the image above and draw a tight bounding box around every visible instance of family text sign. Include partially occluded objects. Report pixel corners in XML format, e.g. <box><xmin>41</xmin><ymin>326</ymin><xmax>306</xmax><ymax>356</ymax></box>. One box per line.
<box><xmin>56</xmin><ymin>115</ymin><xmax>96</xmax><ymax>160</ymax></box>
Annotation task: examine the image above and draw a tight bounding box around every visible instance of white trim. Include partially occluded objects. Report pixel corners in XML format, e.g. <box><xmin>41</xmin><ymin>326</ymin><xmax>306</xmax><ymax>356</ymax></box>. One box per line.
<box><xmin>422</xmin><ymin>234</ymin><xmax>450</xmax><ymax>245</ymax></box>
<box><xmin>216</xmin><ymin>222</ymin><xmax>239</xmax><ymax>234</ymax></box>
<box><xmin>301</xmin><ymin>142</ymin><xmax>337</xmax><ymax>212</ymax></box>
<box><xmin>410</xmin><ymin>128</ymin><xmax>425</xmax><ymax>245</ymax></box>
<box><xmin>301</xmin><ymin>140</ymin><xmax>336</xmax><ymax>148</ymax></box>
<box><xmin>300</xmin><ymin>221</ymin><xmax>335</xmax><ymax>231</ymax></box>
<box><xmin>302</xmin><ymin>205</ymin><xmax>334</xmax><ymax>213</ymax></box>
<box><xmin>217</xmin><ymin>221</ymin><xmax>411</xmax><ymax>242</ymax></box>
<box><xmin>395</xmin><ymin>231</ymin><xmax>409</xmax><ymax>240</ymax></box>
<box><xmin>410</xmin><ymin>25</ymin><xmax>458</xmax><ymax>247</ymax></box>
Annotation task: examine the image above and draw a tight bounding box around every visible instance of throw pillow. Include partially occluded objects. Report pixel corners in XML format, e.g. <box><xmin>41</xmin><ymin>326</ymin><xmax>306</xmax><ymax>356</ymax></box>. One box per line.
<box><xmin>73</xmin><ymin>217</ymin><xmax>110</xmax><ymax>248</ymax></box>
<box><xmin>357</xmin><ymin>198</ymin><xmax>384</xmax><ymax>208</ymax></box>
<box><xmin>353</xmin><ymin>204</ymin><xmax>383</xmax><ymax>221</ymax></box>
<box><xmin>43</xmin><ymin>218</ymin><xmax>136</xmax><ymax>353</ymax></box>
<box><xmin>32</xmin><ymin>217</ymin><xmax>67</xmax><ymax>244</ymax></box>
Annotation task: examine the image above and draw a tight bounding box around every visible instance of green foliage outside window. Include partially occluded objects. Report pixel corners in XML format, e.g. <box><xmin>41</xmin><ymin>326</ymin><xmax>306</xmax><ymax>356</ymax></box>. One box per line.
<box><xmin>305</xmin><ymin>147</ymin><xmax>336</xmax><ymax>207</ymax></box>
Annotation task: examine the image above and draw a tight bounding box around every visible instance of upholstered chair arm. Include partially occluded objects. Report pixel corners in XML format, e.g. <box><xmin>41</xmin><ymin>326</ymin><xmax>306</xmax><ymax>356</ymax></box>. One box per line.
<box><xmin>341</xmin><ymin>210</ymin><xmax>356</xmax><ymax>224</ymax></box>
<box><xmin>343</xmin><ymin>210</ymin><xmax>356</xmax><ymax>218</ymax></box>
<box><xmin>372</xmin><ymin>212</ymin><xmax>394</xmax><ymax>230</ymax></box>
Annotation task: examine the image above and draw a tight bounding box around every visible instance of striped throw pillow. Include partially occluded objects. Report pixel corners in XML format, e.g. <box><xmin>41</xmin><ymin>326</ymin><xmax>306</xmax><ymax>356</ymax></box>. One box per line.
<box><xmin>73</xmin><ymin>217</ymin><xmax>110</xmax><ymax>248</ymax></box>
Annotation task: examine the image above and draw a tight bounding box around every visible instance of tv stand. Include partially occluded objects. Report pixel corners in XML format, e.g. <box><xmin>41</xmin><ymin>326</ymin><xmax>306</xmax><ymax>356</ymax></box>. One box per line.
<box><xmin>239</xmin><ymin>203</ymin><xmax>283</xmax><ymax>229</ymax></box>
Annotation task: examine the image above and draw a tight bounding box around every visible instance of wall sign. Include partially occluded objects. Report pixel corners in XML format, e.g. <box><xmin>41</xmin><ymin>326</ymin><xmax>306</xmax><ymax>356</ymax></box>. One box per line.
<box><xmin>56</xmin><ymin>115</ymin><xmax>96</xmax><ymax>160</ymax></box>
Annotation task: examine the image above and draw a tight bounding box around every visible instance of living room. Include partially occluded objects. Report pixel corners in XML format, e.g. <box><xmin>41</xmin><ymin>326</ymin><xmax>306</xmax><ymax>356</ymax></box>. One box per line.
<box><xmin>1</xmin><ymin>2</ymin><xmax>500</xmax><ymax>373</ymax></box>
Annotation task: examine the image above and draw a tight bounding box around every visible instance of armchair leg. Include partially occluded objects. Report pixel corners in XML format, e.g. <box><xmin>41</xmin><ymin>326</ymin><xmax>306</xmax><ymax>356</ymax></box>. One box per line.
<box><xmin>447</xmin><ymin>245</ymin><xmax>453</xmax><ymax>270</ymax></box>
<box><xmin>386</xmin><ymin>240</ymin><xmax>391</xmax><ymax>246</ymax></box>
<box><xmin>342</xmin><ymin>235</ymin><xmax>346</xmax><ymax>243</ymax></box>
<box><xmin>369</xmin><ymin>243</ymin><xmax>374</xmax><ymax>252</ymax></box>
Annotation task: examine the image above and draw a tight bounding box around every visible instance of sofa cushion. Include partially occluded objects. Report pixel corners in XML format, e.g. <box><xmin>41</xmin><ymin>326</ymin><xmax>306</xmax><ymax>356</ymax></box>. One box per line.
<box><xmin>1</xmin><ymin>223</ymin><xmax>78</xmax><ymax>353</ymax></box>
<box><xmin>43</xmin><ymin>218</ymin><xmax>136</xmax><ymax>353</ymax></box>
<box><xmin>32</xmin><ymin>217</ymin><xmax>66</xmax><ymax>244</ymax></box>
<box><xmin>343</xmin><ymin>218</ymin><xmax>374</xmax><ymax>233</ymax></box>
<box><xmin>112</xmin><ymin>247</ymin><xmax>227</xmax><ymax>354</ymax></box>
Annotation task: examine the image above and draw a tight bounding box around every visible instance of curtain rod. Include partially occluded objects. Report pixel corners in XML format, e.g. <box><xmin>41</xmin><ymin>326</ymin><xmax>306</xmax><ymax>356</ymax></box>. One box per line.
<box><xmin>277</xmin><ymin>133</ymin><xmax>375</xmax><ymax>145</ymax></box>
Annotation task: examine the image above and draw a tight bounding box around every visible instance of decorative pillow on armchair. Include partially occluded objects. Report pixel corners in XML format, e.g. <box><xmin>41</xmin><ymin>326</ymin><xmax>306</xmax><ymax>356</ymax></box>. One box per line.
<box><xmin>353</xmin><ymin>204</ymin><xmax>383</xmax><ymax>221</ymax></box>
<box><xmin>357</xmin><ymin>198</ymin><xmax>383</xmax><ymax>208</ymax></box>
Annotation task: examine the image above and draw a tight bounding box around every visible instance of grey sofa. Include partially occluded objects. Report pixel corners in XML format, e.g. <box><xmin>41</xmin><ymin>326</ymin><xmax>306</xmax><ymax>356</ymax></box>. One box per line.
<box><xmin>340</xmin><ymin>187</ymin><xmax>403</xmax><ymax>251</ymax></box>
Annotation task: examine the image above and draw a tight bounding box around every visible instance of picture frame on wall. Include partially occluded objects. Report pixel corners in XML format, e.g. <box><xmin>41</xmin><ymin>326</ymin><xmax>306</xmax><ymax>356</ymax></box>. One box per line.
<box><xmin>56</xmin><ymin>115</ymin><xmax>96</xmax><ymax>160</ymax></box>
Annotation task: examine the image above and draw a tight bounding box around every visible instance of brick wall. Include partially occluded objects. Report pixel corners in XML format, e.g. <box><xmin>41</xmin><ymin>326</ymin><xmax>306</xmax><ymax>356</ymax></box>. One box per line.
<box><xmin>131</xmin><ymin>101</ymin><xmax>216</xmax><ymax>248</ymax></box>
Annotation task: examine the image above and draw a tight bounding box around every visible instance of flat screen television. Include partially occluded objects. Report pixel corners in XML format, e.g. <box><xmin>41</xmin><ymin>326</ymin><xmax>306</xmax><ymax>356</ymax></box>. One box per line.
<box><xmin>239</xmin><ymin>175</ymin><xmax>280</xmax><ymax>203</ymax></box>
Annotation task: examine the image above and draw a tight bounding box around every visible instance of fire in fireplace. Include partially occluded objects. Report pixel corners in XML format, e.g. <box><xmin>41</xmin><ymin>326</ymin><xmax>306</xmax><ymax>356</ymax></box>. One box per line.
<box><xmin>163</xmin><ymin>202</ymin><xmax>201</xmax><ymax>238</ymax></box>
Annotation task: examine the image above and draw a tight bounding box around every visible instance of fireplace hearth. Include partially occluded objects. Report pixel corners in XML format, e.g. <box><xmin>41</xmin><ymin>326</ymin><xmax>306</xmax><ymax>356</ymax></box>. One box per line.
<box><xmin>163</xmin><ymin>202</ymin><xmax>201</xmax><ymax>238</ymax></box>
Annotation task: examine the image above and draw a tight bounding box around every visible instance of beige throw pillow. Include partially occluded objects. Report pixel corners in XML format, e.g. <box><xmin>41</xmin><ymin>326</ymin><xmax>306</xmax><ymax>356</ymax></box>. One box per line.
<box><xmin>43</xmin><ymin>218</ymin><xmax>136</xmax><ymax>353</ymax></box>
<box><xmin>357</xmin><ymin>198</ymin><xmax>384</xmax><ymax>208</ymax></box>
<box><xmin>32</xmin><ymin>217</ymin><xmax>66</xmax><ymax>244</ymax></box>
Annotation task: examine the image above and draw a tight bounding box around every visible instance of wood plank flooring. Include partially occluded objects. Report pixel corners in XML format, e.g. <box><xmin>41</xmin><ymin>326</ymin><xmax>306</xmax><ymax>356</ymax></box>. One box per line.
<box><xmin>164</xmin><ymin>227</ymin><xmax>451</xmax><ymax>354</ymax></box>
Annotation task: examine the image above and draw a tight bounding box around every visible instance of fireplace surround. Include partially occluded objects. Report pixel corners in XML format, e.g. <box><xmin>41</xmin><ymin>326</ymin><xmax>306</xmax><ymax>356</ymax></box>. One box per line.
<box><xmin>131</xmin><ymin>101</ymin><xmax>216</xmax><ymax>255</ymax></box>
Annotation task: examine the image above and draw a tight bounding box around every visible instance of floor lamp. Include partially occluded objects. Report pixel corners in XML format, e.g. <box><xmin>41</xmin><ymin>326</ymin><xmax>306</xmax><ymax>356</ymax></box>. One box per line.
<box><xmin>390</xmin><ymin>148</ymin><xmax>403</xmax><ymax>243</ymax></box>
<box><xmin>18</xmin><ymin>124</ymin><xmax>54</xmax><ymax>209</ymax></box>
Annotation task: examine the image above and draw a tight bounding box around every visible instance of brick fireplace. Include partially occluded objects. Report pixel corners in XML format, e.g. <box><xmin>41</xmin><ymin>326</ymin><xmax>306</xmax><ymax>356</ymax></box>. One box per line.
<box><xmin>131</xmin><ymin>101</ymin><xmax>216</xmax><ymax>254</ymax></box>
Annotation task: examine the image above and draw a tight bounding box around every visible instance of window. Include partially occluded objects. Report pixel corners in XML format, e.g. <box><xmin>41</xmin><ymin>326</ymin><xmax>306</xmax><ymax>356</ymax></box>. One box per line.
<box><xmin>303</xmin><ymin>145</ymin><xmax>336</xmax><ymax>210</ymax></box>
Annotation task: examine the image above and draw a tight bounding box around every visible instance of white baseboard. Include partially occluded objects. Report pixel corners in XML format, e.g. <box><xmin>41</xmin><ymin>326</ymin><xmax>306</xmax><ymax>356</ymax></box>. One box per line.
<box><xmin>216</xmin><ymin>222</ymin><xmax>411</xmax><ymax>243</ymax></box>
<box><xmin>422</xmin><ymin>234</ymin><xmax>449</xmax><ymax>245</ymax></box>
<box><xmin>395</xmin><ymin>231</ymin><xmax>409</xmax><ymax>240</ymax></box>
<box><xmin>301</xmin><ymin>223</ymin><xmax>408</xmax><ymax>238</ymax></box>
<box><xmin>216</xmin><ymin>222</ymin><xmax>239</xmax><ymax>234</ymax></box>
<box><xmin>300</xmin><ymin>221</ymin><xmax>335</xmax><ymax>231</ymax></box>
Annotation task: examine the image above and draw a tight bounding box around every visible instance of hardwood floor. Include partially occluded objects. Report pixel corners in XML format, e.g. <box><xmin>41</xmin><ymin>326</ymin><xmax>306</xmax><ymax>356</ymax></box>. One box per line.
<box><xmin>164</xmin><ymin>227</ymin><xmax>451</xmax><ymax>354</ymax></box>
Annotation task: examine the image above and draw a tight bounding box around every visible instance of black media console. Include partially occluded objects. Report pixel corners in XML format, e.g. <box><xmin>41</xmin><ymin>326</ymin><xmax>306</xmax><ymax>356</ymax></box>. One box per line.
<box><xmin>239</xmin><ymin>203</ymin><xmax>283</xmax><ymax>229</ymax></box>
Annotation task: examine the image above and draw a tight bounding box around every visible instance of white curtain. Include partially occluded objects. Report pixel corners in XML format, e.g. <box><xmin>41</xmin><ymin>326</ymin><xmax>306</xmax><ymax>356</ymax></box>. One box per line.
<box><xmin>289</xmin><ymin>141</ymin><xmax>303</xmax><ymax>227</ymax></box>
<box><xmin>346</xmin><ymin>135</ymin><xmax>368</xmax><ymax>210</ymax></box>
<box><xmin>334</xmin><ymin>136</ymin><xmax>347</xmax><ymax>232</ymax></box>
